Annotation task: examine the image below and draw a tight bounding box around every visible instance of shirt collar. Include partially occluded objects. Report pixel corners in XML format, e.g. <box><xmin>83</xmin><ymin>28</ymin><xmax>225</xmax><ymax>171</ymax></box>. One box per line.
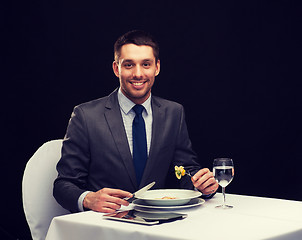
<box><xmin>118</xmin><ymin>88</ymin><xmax>152</xmax><ymax>115</ymax></box>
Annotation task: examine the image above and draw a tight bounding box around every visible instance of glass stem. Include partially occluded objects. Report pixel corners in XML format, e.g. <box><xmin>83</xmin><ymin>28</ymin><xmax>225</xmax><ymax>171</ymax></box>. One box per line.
<box><xmin>222</xmin><ymin>187</ymin><xmax>226</xmax><ymax>208</ymax></box>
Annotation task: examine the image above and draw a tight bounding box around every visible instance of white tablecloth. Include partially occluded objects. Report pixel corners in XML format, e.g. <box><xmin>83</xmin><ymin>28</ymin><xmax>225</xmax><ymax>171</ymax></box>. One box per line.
<box><xmin>46</xmin><ymin>193</ymin><xmax>302</xmax><ymax>240</ymax></box>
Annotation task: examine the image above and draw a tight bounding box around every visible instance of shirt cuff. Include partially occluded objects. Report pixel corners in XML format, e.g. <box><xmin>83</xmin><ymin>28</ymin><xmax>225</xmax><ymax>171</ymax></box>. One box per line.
<box><xmin>78</xmin><ymin>191</ymin><xmax>91</xmax><ymax>212</ymax></box>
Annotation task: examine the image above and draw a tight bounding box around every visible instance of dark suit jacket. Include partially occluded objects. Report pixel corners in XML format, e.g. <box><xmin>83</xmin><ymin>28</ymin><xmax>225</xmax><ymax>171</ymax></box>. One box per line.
<box><xmin>54</xmin><ymin>89</ymin><xmax>201</xmax><ymax>212</ymax></box>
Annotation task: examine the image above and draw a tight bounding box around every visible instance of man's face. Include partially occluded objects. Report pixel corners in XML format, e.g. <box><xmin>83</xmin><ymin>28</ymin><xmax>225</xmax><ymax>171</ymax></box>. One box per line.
<box><xmin>113</xmin><ymin>44</ymin><xmax>160</xmax><ymax>104</ymax></box>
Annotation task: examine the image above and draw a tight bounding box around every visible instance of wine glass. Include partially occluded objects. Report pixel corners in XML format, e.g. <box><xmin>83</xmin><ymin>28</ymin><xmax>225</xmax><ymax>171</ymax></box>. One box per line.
<box><xmin>213</xmin><ymin>158</ymin><xmax>234</xmax><ymax>209</ymax></box>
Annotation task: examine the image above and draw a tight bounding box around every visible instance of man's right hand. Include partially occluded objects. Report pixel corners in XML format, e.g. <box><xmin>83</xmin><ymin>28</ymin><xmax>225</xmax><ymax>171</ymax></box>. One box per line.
<box><xmin>83</xmin><ymin>188</ymin><xmax>133</xmax><ymax>213</ymax></box>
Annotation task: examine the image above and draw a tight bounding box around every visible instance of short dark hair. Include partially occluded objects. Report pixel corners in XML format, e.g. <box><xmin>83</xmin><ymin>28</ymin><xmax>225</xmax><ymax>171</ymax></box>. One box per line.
<box><xmin>114</xmin><ymin>30</ymin><xmax>159</xmax><ymax>62</ymax></box>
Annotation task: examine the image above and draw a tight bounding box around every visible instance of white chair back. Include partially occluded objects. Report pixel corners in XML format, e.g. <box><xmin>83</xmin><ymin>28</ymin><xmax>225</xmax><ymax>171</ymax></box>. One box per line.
<box><xmin>22</xmin><ymin>139</ymin><xmax>70</xmax><ymax>240</ymax></box>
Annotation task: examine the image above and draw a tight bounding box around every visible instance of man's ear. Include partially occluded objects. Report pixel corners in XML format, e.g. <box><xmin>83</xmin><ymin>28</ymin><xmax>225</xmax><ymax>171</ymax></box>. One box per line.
<box><xmin>112</xmin><ymin>61</ymin><xmax>119</xmax><ymax>77</ymax></box>
<box><xmin>155</xmin><ymin>60</ymin><xmax>160</xmax><ymax>76</ymax></box>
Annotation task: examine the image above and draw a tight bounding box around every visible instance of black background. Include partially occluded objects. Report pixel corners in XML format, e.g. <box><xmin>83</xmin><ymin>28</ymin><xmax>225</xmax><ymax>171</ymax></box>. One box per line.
<box><xmin>3</xmin><ymin>1</ymin><xmax>302</xmax><ymax>239</ymax></box>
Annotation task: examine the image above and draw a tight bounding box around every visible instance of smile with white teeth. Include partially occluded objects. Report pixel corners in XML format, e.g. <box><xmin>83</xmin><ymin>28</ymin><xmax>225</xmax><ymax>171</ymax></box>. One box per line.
<box><xmin>132</xmin><ymin>82</ymin><xmax>144</xmax><ymax>86</ymax></box>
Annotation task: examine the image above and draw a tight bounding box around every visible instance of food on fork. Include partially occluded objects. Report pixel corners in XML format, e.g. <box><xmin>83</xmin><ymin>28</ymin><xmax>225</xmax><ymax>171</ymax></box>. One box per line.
<box><xmin>175</xmin><ymin>166</ymin><xmax>186</xmax><ymax>179</ymax></box>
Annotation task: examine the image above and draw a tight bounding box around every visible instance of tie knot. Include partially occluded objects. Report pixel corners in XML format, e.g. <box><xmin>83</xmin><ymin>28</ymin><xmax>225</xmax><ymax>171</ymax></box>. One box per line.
<box><xmin>132</xmin><ymin>105</ymin><xmax>145</xmax><ymax>116</ymax></box>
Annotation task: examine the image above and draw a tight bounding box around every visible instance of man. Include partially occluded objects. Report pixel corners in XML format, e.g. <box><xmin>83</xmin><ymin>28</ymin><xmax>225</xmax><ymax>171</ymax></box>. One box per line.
<box><xmin>54</xmin><ymin>30</ymin><xmax>218</xmax><ymax>213</ymax></box>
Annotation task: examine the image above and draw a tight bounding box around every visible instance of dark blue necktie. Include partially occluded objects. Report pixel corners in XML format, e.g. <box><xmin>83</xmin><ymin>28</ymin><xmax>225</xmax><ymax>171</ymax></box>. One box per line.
<box><xmin>132</xmin><ymin>104</ymin><xmax>147</xmax><ymax>186</ymax></box>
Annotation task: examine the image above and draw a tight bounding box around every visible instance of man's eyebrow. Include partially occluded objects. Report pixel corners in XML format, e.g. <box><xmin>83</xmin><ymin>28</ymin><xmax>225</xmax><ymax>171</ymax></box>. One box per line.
<box><xmin>122</xmin><ymin>59</ymin><xmax>134</xmax><ymax>63</ymax></box>
<box><xmin>142</xmin><ymin>59</ymin><xmax>154</xmax><ymax>62</ymax></box>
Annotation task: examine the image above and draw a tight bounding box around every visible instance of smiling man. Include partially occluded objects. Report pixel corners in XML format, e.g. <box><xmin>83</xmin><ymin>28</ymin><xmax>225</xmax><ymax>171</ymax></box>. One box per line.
<box><xmin>54</xmin><ymin>30</ymin><xmax>218</xmax><ymax>213</ymax></box>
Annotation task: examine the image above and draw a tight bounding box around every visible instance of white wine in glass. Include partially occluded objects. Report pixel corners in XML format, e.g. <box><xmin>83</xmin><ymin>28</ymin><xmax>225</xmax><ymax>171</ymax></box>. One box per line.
<box><xmin>213</xmin><ymin>158</ymin><xmax>234</xmax><ymax>209</ymax></box>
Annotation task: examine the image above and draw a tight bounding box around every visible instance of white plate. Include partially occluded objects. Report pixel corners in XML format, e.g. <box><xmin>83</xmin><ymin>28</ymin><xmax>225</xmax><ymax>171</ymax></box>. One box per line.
<box><xmin>133</xmin><ymin>198</ymin><xmax>205</xmax><ymax>210</ymax></box>
<box><xmin>136</xmin><ymin>189</ymin><xmax>202</xmax><ymax>206</ymax></box>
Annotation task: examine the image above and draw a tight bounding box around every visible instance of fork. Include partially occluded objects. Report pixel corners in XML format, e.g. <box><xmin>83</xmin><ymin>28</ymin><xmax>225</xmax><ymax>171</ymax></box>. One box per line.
<box><xmin>185</xmin><ymin>170</ymin><xmax>193</xmax><ymax>178</ymax></box>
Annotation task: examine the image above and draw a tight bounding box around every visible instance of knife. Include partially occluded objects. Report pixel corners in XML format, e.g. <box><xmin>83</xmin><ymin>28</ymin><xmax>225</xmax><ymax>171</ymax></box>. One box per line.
<box><xmin>126</xmin><ymin>181</ymin><xmax>156</xmax><ymax>203</ymax></box>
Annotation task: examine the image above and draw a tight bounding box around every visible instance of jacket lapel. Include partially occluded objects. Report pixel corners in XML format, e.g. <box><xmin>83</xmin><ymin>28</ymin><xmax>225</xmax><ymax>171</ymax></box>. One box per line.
<box><xmin>104</xmin><ymin>90</ymin><xmax>137</xmax><ymax>190</ymax></box>
<box><xmin>140</xmin><ymin>97</ymin><xmax>165</xmax><ymax>186</ymax></box>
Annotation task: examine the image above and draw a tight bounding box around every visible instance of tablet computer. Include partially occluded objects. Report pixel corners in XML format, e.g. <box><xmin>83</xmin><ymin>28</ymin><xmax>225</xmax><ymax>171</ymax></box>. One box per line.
<box><xmin>103</xmin><ymin>210</ymin><xmax>187</xmax><ymax>225</ymax></box>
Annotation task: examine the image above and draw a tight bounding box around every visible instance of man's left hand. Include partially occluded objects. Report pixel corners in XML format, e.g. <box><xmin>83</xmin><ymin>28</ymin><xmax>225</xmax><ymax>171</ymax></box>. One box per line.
<box><xmin>191</xmin><ymin>168</ymin><xmax>219</xmax><ymax>195</ymax></box>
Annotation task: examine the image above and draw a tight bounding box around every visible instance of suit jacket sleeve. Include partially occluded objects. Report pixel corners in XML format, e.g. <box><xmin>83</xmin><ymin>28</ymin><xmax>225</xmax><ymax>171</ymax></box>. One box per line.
<box><xmin>53</xmin><ymin>105</ymin><xmax>91</xmax><ymax>213</ymax></box>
